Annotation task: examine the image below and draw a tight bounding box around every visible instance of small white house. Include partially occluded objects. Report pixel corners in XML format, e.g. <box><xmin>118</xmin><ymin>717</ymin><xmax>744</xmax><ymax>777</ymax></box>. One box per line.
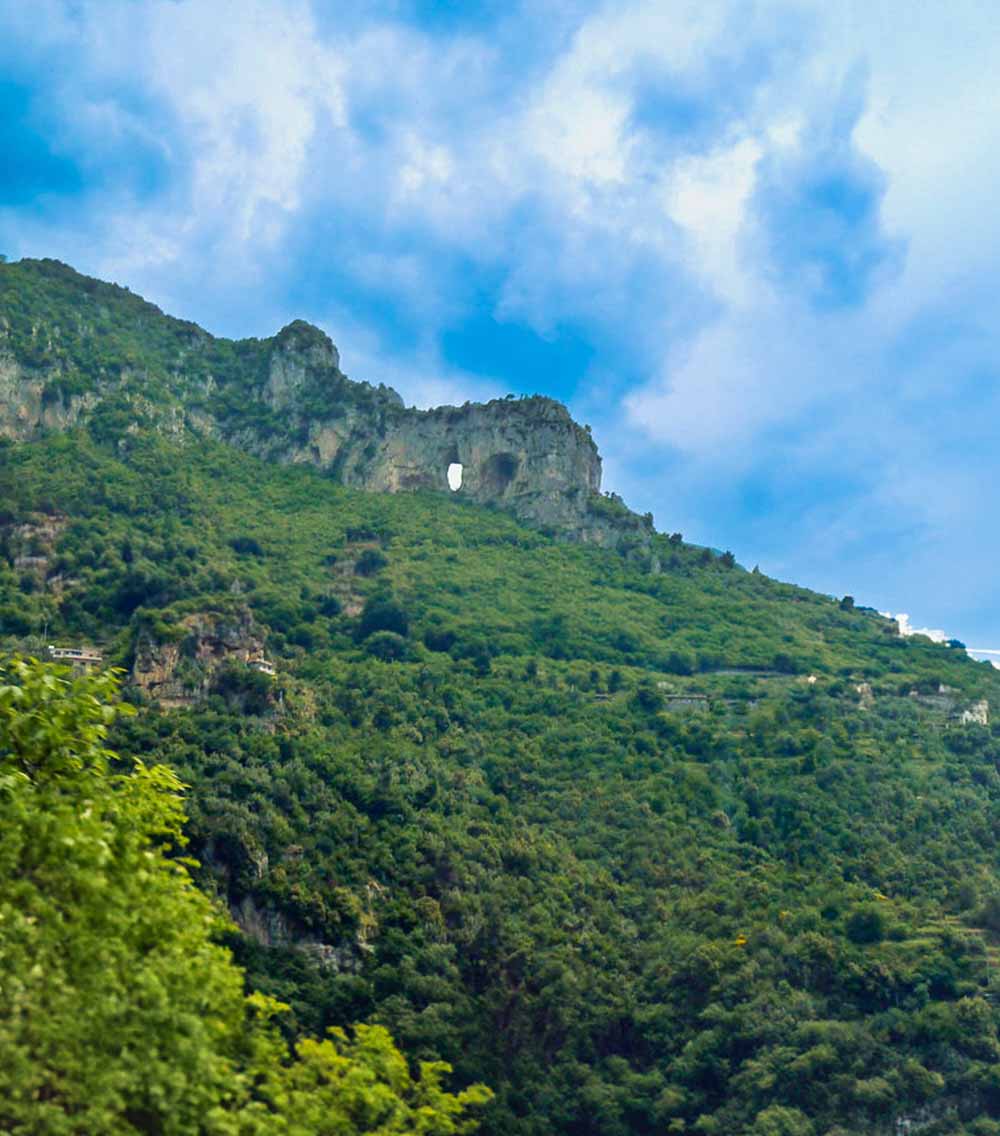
<box><xmin>48</xmin><ymin>645</ymin><xmax>103</xmax><ymax>667</ymax></box>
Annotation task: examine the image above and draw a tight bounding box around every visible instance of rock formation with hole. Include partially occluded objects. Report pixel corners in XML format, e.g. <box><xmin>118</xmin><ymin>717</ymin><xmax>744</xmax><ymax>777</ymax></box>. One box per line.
<box><xmin>335</xmin><ymin>396</ymin><xmax>603</xmax><ymax>535</ymax></box>
<box><xmin>0</xmin><ymin>259</ymin><xmax>649</xmax><ymax>549</ymax></box>
<box><xmin>201</xmin><ymin>318</ymin><xmax>606</xmax><ymax>536</ymax></box>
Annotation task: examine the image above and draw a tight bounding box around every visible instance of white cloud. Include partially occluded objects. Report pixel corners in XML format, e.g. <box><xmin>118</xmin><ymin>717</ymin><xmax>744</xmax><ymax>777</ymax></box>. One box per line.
<box><xmin>144</xmin><ymin>0</ymin><xmax>345</xmax><ymax>243</ymax></box>
<box><xmin>397</xmin><ymin>133</ymin><xmax>455</xmax><ymax>196</ymax></box>
<box><xmin>663</xmin><ymin>136</ymin><xmax>763</xmax><ymax>306</ymax></box>
<box><xmin>888</xmin><ymin>613</ymin><xmax>949</xmax><ymax>643</ymax></box>
<box><xmin>525</xmin><ymin>71</ymin><xmax>632</xmax><ymax>187</ymax></box>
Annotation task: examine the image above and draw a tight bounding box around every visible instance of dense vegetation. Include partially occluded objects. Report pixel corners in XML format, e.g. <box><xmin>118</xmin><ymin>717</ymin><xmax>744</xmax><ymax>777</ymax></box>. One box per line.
<box><xmin>3</xmin><ymin>432</ymin><xmax>1000</xmax><ymax>1135</ymax></box>
<box><xmin>5</xmin><ymin>261</ymin><xmax>1000</xmax><ymax>1134</ymax></box>
<box><xmin>0</xmin><ymin>656</ymin><xmax>489</xmax><ymax>1135</ymax></box>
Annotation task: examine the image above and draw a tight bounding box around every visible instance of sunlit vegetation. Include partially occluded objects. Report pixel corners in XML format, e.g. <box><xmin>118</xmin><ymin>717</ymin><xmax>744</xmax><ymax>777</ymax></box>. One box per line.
<box><xmin>0</xmin><ymin>657</ymin><xmax>490</xmax><ymax>1135</ymax></box>
<box><xmin>4</xmin><ymin>259</ymin><xmax>1000</xmax><ymax>1134</ymax></box>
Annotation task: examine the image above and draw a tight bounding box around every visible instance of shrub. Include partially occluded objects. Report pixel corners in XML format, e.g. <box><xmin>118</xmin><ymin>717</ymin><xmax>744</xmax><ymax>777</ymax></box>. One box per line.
<box><xmin>354</xmin><ymin>549</ymin><xmax>388</xmax><ymax>576</ymax></box>
<box><xmin>364</xmin><ymin>631</ymin><xmax>409</xmax><ymax>662</ymax></box>
<box><xmin>358</xmin><ymin>597</ymin><xmax>409</xmax><ymax>641</ymax></box>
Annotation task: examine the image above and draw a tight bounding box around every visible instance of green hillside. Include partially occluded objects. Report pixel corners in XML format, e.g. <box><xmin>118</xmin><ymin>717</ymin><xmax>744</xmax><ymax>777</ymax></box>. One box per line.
<box><xmin>0</xmin><ymin>257</ymin><xmax>400</xmax><ymax>445</ymax></box>
<box><xmin>3</xmin><ymin>263</ymin><xmax>1000</xmax><ymax>1135</ymax></box>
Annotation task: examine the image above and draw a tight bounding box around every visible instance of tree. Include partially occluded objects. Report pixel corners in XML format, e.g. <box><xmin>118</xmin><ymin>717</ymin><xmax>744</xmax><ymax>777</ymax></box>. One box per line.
<box><xmin>773</xmin><ymin>652</ymin><xmax>801</xmax><ymax>675</ymax></box>
<box><xmin>251</xmin><ymin>1021</ymin><xmax>491</xmax><ymax>1135</ymax></box>
<box><xmin>365</xmin><ymin>630</ymin><xmax>410</xmax><ymax>661</ymax></box>
<box><xmin>846</xmin><ymin>904</ymin><xmax>887</xmax><ymax>945</ymax></box>
<box><xmin>0</xmin><ymin>657</ymin><xmax>490</xmax><ymax>1135</ymax></box>
<box><xmin>634</xmin><ymin>683</ymin><xmax>664</xmax><ymax>713</ymax></box>
<box><xmin>0</xmin><ymin>657</ymin><xmax>245</xmax><ymax>1132</ymax></box>
<box><xmin>355</xmin><ymin>548</ymin><xmax>388</xmax><ymax>577</ymax></box>
<box><xmin>357</xmin><ymin>596</ymin><xmax>409</xmax><ymax>641</ymax></box>
<box><xmin>752</xmin><ymin>1106</ymin><xmax>814</xmax><ymax>1135</ymax></box>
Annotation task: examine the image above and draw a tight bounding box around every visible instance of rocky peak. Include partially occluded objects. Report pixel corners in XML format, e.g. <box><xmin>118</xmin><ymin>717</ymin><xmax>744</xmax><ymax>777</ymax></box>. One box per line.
<box><xmin>0</xmin><ymin>258</ymin><xmax>648</xmax><ymax>552</ymax></box>
<box><xmin>272</xmin><ymin>319</ymin><xmax>340</xmax><ymax>370</ymax></box>
<box><xmin>130</xmin><ymin>606</ymin><xmax>275</xmax><ymax>709</ymax></box>
<box><xmin>265</xmin><ymin>321</ymin><xmax>341</xmax><ymax>411</ymax></box>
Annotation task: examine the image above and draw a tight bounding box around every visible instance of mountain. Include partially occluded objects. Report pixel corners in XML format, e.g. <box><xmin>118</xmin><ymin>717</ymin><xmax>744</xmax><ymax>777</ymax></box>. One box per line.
<box><xmin>0</xmin><ymin>257</ymin><xmax>647</xmax><ymax>550</ymax></box>
<box><xmin>3</xmin><ymin>257</ymin><xmax>1000</xmax><ymax>1135</ymax></box>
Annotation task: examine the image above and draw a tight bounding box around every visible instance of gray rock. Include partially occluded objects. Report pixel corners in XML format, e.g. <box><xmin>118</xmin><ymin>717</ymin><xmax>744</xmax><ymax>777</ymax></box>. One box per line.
<box><xmin>0</xmin><ymin>277</ymin><xmax>651</xmax><ymax>552</ymax></box>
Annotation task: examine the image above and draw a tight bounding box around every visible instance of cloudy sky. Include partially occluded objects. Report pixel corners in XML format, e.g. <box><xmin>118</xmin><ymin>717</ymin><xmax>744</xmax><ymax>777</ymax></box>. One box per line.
<box><xmin>2</xmin><ymin>0</ymin><xmax>999</xmax><ymax>644</ymax></box>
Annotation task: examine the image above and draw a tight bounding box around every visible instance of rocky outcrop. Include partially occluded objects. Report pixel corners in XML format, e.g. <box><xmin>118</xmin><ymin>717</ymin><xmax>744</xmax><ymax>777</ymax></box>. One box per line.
<box><xmin>231</xmin><ymin>894</ymin><xmax>369</xmax><ymax>974</ymax></box>
<box><xmin>1</xmin><ymin>511</ymin><xmax>68</xmax><ymax>586</ymax></box>
<box><xmin>212</xmin><ymin>320</ymin><xmax>606</xmax><ymax>538</ymax></box>
<box><xmin>130</xmin><ymin>606</ymin><xmax>273</xmax><ymax>708</ymax></box>
<box><xmin>0</xmin><ymin>353</ymin><xmax>99</xmax><ymax>441</ymax></box>
<box><xmin>0</xmin><ymin>260</ymin><xmax>649</xmax><ymax>550</ymax></box>
<box><xmin>322</xmin><ymin>396</ymin><xmax>601</xmax><ymax>537</ymax></box>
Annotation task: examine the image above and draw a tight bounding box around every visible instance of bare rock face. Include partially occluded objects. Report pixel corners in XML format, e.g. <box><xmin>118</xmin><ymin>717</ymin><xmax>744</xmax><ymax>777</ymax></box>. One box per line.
<box><xmin>265</xmin><ymin>320</ymin><xmax>342</xmax><ymax>409</ymax></box>
<box><xmin>0</xmin><ymin>352</ymin><xmax>99</xmax><ymax>440</ymax></box>
<box><xmin>131</xmin><ymin>606</ymin><xmax>271</xmax><ymax>708</ymax></box>
<box><xmin>1</xmin><ymin>511</ymin><xmax>68</xmax><ymax>587</ymax></box>
<box><xmin>230</xmin><ymin>894</ymin><xmax>368</xmax><ymax>974</ymax></box>
<box><xmin>312</xmin><ymin>396</ymin><xmax>601</xmax><ymax>535</ymax></box>
<box><xmin>208</xmin><ymin>320</ymin><xmax>606</xmax><ymax>537</ymax></box>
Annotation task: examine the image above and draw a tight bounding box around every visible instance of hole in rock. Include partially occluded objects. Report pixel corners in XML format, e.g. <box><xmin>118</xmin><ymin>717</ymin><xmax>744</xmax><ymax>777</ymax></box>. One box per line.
<box><xmin>480</xmin><ymin>452</ymin><xmax>519</xmax><ymax>495</ymax></box>
<box><xmin>447</xmin><ymin>463</ymin><xmax>463</xmax><ymax>492</ymax></box>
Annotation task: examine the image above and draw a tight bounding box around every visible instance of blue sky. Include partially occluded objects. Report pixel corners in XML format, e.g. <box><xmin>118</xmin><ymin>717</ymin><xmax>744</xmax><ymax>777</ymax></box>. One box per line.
<box><xmin>3</xmin><ymin>0</ymin><xmax>1000</xmax><ymax>646</ymax></box>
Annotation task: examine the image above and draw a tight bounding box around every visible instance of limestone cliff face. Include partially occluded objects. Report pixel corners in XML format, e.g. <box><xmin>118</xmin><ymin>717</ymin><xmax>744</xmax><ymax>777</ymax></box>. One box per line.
<box><xmin>0</xmin><ymin>259</ymin><xmax>638</xmax><ymax>547</ymax></box>
<box><xmin>1</xmin><ymin>511</ymin><xmax>68</xmax><ymax>586</ymax></box>
<box><xmin>211</xmin><ymin>321</ymin><xmax>604</xmax><ymax>537</ymax></box>
<box><xmin>298</xmin><ymin>395</ymin><xmax>601</xmax><ymax>535</ymax></box>
<box><xmin>0</xmin><ymin>352</ymin><xmax>99</xmax><ymax>440</ymax></box>
<box><xmin>131</xmin><ymin>607</ymin><xmax>272</xmax><ymax>709</ymax></box>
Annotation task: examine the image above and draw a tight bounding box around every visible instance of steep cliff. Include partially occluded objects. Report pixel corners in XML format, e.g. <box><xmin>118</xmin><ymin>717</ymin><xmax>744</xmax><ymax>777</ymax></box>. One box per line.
<box><xmin>130</xmin><ymin>606</ymin><xmax>274</xmax><ymax>709</ymax></box>
<box><xmin>0</xmin><ymin>258</ymin><xmax>633</xmax><ymax>546</ymax></box>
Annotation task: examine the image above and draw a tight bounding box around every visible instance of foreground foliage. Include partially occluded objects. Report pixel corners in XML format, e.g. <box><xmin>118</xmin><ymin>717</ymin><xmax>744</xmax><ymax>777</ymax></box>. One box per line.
<box><xmin>0</xmin><ymin>657</ymin><xmax>489</xmax><ymax>1135</ymax></box>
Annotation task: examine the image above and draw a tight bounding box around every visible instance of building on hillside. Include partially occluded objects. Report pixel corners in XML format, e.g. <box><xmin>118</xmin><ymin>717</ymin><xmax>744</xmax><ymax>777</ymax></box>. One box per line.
<box><xmin>248</xmin><ymin>652</ymin><xmax>276</xmax><ymax>677</ymax></box>
<box><xmin>48</xmin><ymin>645</ymin><xmax>103</xmax><ymax>668</ymax></box>
<box><xmin>960</xmin><ymin>699</ymin><xmax>990</xmax><ymax>726</ymax></box>
<box><xmin>664</xmin><ymin>693</ymin><xmax>710</xmax><ymax>710</ymax></box>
